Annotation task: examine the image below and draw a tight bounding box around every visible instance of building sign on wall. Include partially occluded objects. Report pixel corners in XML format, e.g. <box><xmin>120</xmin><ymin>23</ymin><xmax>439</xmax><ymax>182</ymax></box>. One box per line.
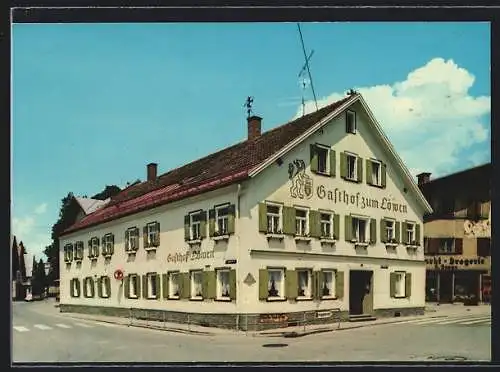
<box><xmin>167</xmin><ymin>250</ymin><xmax>215</xmax><ymax>263</ymax></box>
<box><xmin>425</xmin><ymin>255</ymin><xmax>487</xmax><ymax>269</ymax></box>
<box><xmin>288</xmin><ymin>159</ymin><xmax>408</xmax><ymax>213</ymax></box>
<box><xmin>464</xmin><ymin>219</ymin><xmax>490</xmax><ymax>238</ymax></box>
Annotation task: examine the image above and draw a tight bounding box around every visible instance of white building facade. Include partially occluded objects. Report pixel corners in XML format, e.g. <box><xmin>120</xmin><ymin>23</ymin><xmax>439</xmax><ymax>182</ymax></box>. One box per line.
<box><xmin>59</xmin><ymin>93</ymin><xmax>432</xmax><ymax>330</ymax></box>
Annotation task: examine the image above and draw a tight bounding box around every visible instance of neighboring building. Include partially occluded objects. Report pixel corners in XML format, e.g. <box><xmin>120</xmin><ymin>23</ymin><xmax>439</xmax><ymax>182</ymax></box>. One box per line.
<box><xmin>417</xmin><ymin>163</ymin><xmax>491</xmax><ymax>304</ymax></box>
<box><xmin>59</xmin><ymin>93</ymin><xmax>432</xmax><ymax>330</ymax></box>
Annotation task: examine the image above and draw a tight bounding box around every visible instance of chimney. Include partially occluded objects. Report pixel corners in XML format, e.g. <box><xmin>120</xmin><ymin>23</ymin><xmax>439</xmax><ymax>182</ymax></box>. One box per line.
<box><xmin>247</xmin><ymin>115</ymin><xmax>262</xmax><ymax>141</ymax></box>
<box><xmin>147</xmin><ymin>163</ymin><xmax>157</xmax><ymax>182</ymax></box>
<box><xmin>416</xmin><ymin>172</ymin><xmax>431</xmax><ymax>186</ymax></box>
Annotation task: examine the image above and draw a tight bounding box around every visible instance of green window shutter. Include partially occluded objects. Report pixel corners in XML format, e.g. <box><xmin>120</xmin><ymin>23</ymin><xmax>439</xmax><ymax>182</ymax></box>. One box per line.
<box><xmin>259</xmin><ymin>269</ymin><xmax>269</xmax><ymax>300</ymax></box>
<box><xmin>405</xmin><ymin>273</ymin><xmax>412</xmax><ymax>298</ymax></box>
<box><xmin>204</xmin><ymin>271</ymin><xmax>216</xmax><ymax>299</ymax></box>
<box><xmin>76</xmin><ymin>279</ymin><xmax>81</xmax><ymax>297</ymax></box>
<box><xmin>208</xmin><ymin>209</ymin><xmax>216</xmax><ymax>237</ymax></box>
<box><xmin>184</xmin><ymin>215</ymin><xmax>191</xmax><ymax>241</ymax></box>
<box><xmin>110</xmin><ymin>235</ymin><xmax>115</xmax><ymax>255</ymax></box>
<box><xmin>97</xmin><ymin>277</ymin><xmax>103</xmax><ymax>298</ymax></box>
<box><xmin>415</xmin><ymin>224</ymin><xmax>421</xmax><ymax>245</ymax></box>
<box><xmin>90</xmin><ymin>278</ymin><xmax>95</xmax><ymax>298</ymax></box>
<box><xmin>124</xmin><ymin>276</ymin><xmax>130</xmax><ymax>299</ymax></box>
<box><xmin>69</xmin><ymin>279</ymin><xmax>74</xmax><ymax>297</ymax></box>
<box><xmin>182</xmin><ymin>273</ymin><xmax>190</xmax><ymax>299</ymax></box>
<box><xmin>381</xmin><ymin>163</ymin><xmax>387</xmax><ymax>188</ymax></box>
<box><xmin>124</xmin><ymin>231</ymin><xmax>129</xmax><ymax>251</ymax></box>
<box><xmin>366</xmin><ymin>159</ymin><xmax>373</xmax><ymax>185</ymax></box>
<box><xmin>395</xmin><ymin>221</ymin><xmax>401</xmax><ymax>244</ymax></box>
<box><xmin>143</xmin><ymin>226</ymin><xmax>149</xmax><ymax>248</ymax></box>
<box><xmin>370</xmin><ymin>219</ymin><xmax>377</xmax><ymax>244</ymax></box>
<box><xmin>285</xmin><ymin>269</ymin><xmax>298</xmax><ymax>300</ymax></box>
<box><xmin>329</xmin><ymin>150</ymin><xmax>336</xmax><ymax>177</ymax></box>
<box><xmin>335</xmin><ymin>271</ymin><xmax>344</xmax><ymax>299</ymax></box>
<box><xmin>340</xmin><ymin>152</ymin><xmax>347</xmax><ymax>178</ymax></box>
<box><xmin>380</xmin><ymin>219</ymin><xmax>387</xmax><ymax>243</ymax></box>
<box><xmin>155</xmin><ymin>222</ymin><xmax>161</xmax><ymax>246</ymax></box>
<box><xmin>312</xmin><ymin>271</ymin><xmax>320</xmax><ymax>300</ymax></box>
<box><xmin>344</xmin><ymin>215</ymin><xmax>352</xmax><ymax>241</ymax></box>
<box><xmin>162</xmin><ymin>274</ymin><xmax>169</xmax><ymax>299</ymax></box>
<box><xmin>135</xmin><ymin>275</ymin><xmax>141</xmax><ymax>298</ymax></box>
<box><xmin>402</xmin><ymin>222</ymin><xmax>408</xmax><ymax>244</ymax></box>
<box><xmin>310</xmin><ymin>144</ymin><xmax>318</xmax><ymax>173</ymax></box>
<box><xmin>282</xmin><ymin>206</ymin><xmax>296</xmax><ymax>235</ymax></box>
<box><xmin>389</xmin><ymin>273</ymin><xmax>396</xmax><ymax>298</ymax></box>
<box><xmin>134</xmin><ymin>228</ymin><xmax>140</xmax><ymax>251</ymax></box>
<box><xmin>258</xmin><ymin>203</ymin><xmax>268</xmax><ymax>233</ymax></box>
<box><xmin>177</xmin><ymin>273</ymin><xmax>184</xmax><ymax>299</ymax></box>
<box><xmin>142</xmin><ymin>275</ymin><xmax>148</xmax><ymax>299</ymax></box>
<box><xmin>357</xmin><ymin>157</ymin><xmax>363</xmax><ymax>183</ymax></box>
<box><xmin>317</xmin><ymin>271</ymin><xmax>324</xmax><ymax>299</ymax></box>
<box><xmin>309</xmin><ymin>210</ymin><xmax>321</xmax><ymax>238</ymax></box>
<box><xmin>105</xmin><ymin>277</ymin><xmax>111</xmax><ymax>298</ymax></box>
<box><xmin>229</xmin><ymin>269</ymin><xmax>237</xmax><ymax>300</ymax></box>
<box><xmin>333</xmin><ymin>214</ymin><xmax>340</xmax><ymax>240</ymax></box>
<box><xmin>154</xmin><ymin>274</ymin><xmax>160</xmax><ymax>299</ymax></box>
<box><xmin>227</xmin><ymin>204</ymin><xmax>236</xmax><ymax>235</ymax></box>
<box><xmin>199</xmin><ymin>211</ymin><xmax>207</xmax><ymax>239</ymax></box>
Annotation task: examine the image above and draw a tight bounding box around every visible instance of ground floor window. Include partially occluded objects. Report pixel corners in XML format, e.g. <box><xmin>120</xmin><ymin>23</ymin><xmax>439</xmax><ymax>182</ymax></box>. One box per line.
<box><xmin>191</xmin><ymin>271</ymin><xmax>203</xmax><ymax>299</ymax></box>
<box><xmin>146</xmin><ymin>273</ymin><xmax>159</xmax><ymax>299</ymax></box>
<box><xmin>84</xmin><ymin>277</ymin><xmax>94</xmax><ymax>298</ymax></box>
<box><xmin>390</xmin><ymin>271</ymin><xmax>407</xmax><ymax>298</ymax></box>
<box><xmin>168</xmin><ymin>272</ymin><xmax>180</xmax><ymax>299</ymax></box>
<box><xmin>216</xmin><ymin>269</ymin><xmax>231</xmax><ymax>300</ymax></box>
<box><xmin>321</xmin><ymin>270</ymin><xmax>336</xmax><ymax>299</ymax></box>
<box><xmin>454</xmin><ymin>271</ymin><xmax>480</xmax><ymax>302</ymax></box>
<box><xmin>70</xmin><ymin>278</ymin><xmax>80</xmax><ymax>297</ymax></box>
<box><xmin>267</xmin><ymin>268</ymin><xmax>285</xmax><ymax>299</ymax></box>
<box><xmin>99</xmin><ymin>276</ymin><xmax>111</xmax><ymax>298</ymax></box>
<box><xmin>297</xmin><ymin>269</ymin><xmax>311</xmax><ymax>299</ymax></box>
<box><xmin>128</xmin><ymin>274</ymin><xmax>139</xmax><ymax>299</ymax></box>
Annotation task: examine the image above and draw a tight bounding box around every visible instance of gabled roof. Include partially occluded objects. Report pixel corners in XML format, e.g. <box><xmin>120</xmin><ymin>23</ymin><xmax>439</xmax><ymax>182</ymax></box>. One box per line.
<box><xmin>61</xmin><ymin>95</ymin><xmax>354</xmax><ymax>236</ymax></box>
<box><xmin>74</xmin><ymin>197</ymin><xmax>111</xmax><ymax>215</ymax></box>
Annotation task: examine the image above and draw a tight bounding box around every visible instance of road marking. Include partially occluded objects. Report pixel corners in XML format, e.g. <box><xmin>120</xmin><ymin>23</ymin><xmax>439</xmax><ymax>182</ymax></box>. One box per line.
<box><xmin>430</xmin><ymin>315</ymin><xmax>490</xmax><ymax>325</ymax></box>
<box><xmin>73</xmin><ymin>322</ymin><xmax>94</xmax><ymax>328</ymax></box>
<box><xmin>33</xmin><ymin>324</ymin><xmax>52</xmax><ymax>330</ymax></box>
<box><xmin>398</xmin><ymin>317</ymin><xmax>449</xmax><ymax>325</ymax></box>
<box><xmin>55</xmin><ymin>323</ymin><xmax>72</xmax><ymax>329</ymax></box>
<box><xmin>13</xmin><ymin>326</ymin><xmax>29</xmax><ymax>332</ymax></box>
<box><xmin>459</xmin><ymin>318</ymin><xmax>491</xmax><ymax>325</ymax></box>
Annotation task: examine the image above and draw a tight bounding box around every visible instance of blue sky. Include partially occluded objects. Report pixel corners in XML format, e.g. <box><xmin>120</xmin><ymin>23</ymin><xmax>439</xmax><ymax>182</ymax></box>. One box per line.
<box><xmin>12</xmin><ymin>22</ymin><xmax>490</xmax><ymax>258</ymax></box>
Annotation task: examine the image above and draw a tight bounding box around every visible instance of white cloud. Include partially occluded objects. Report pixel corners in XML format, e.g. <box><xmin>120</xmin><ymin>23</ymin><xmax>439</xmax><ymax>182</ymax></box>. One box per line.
<box><xmin>12</xmin><ymin>203</ymin><xmax>52</xmax><ymax>258</ymax></box>
<box><xmin>34</xmin><ymin>203</ymin><xmax>47</xmax><ymax>215</ymax></box>
<box><xmin>296</xmin><ymin>58</ymin><xmax>490</xmax><ymax>178</ymax></box>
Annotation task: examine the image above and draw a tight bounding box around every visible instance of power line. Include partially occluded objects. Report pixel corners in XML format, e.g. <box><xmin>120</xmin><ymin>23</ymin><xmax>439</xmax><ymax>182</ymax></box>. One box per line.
<box><xmin>297</xmin><ymin>23</ymin><xmax>318</xmax><ymax>112</ymax></box>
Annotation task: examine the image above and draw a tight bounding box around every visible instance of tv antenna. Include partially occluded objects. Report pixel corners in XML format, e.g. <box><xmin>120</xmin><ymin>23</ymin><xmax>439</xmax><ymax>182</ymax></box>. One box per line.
<box><xmin>244</xmin><ymin>96</ymin><xmax>254</xmax><ymax>118</ymax></box>
<box><xmin>298</xmin><ymin>50</ymin><xmax>314</xmax><ymax>116</ymax></box>
<box><xmin>297</xmin><ymin>23</ymin><xmax>318</xmax><ymax>113</ymax></box>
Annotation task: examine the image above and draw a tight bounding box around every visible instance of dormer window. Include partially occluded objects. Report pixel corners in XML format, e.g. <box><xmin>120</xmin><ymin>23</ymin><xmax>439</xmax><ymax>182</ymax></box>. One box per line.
<box><xmin>346</xmin><ymin>110</ymin><xmax>357</xmax><ymax>134</ymax></box>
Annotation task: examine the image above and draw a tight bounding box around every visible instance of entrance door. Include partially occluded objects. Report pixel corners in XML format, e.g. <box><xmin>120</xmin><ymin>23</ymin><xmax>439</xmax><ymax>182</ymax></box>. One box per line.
<box><xmin>439</xmin><ymin>272</ymin><xmax>453</xmax><ymax>303</ymax></box>
<box><xmin>349</xmin><ymin>270</ymin><xmax>374</xmax><ymax>315</ymax></box>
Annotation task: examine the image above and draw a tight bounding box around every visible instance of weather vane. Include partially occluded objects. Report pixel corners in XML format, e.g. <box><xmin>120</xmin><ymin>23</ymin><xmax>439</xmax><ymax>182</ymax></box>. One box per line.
<box><xmin>244</xmin><ymin>96</ymin><xmax>254</xmax><ymax>118</ymax></box>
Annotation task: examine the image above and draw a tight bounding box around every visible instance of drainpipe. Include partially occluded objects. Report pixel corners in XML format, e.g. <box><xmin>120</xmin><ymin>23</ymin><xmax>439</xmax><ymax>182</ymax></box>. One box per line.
<box><xmin>236</xmin><ymin>183</ymin><xmax>242</xmax><ymax>326</ymax></box>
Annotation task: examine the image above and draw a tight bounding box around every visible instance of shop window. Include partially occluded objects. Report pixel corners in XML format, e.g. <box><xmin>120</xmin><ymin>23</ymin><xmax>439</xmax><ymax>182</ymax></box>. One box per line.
<box><xmin>191</xmin><ymin>271</ymin><xmax>204</xmax><ymax>299</ymax></box>
<box><xmin>320</xmin><ymin>270</ymin><xmax>336</xmax><ymax>299</ymax></box>
<box><xmin>216</xmin><ymin>269</ymin><xmax>231</xmax><ymax>300</ymax></box>
<box><xmin>296</xmin><ymin>269</ymin><xmax>312</xmax><ymax>299</ymax></box>
<box><xmin>168</xmin><ymin>272</ymin><xmax>180</xmax><ymax>299</ymax></box>
<box><xmin>477</xmin><ymin>238</ymin><xmax>491</xmax><ymax>257</ymax></box>
<box><xmin>267</xmin><ymin>269</ymin><xmax>285</xmax><ymax>300</ymax></box>
<box><xmin>266</xmin><ymin>204</ymin><xmax>282</xmax><ymax>234</ymax></box>
<box><xmin>295</xmin><ymin>208</ymin><xmax>309</xmax><ymax>237</ymax></box>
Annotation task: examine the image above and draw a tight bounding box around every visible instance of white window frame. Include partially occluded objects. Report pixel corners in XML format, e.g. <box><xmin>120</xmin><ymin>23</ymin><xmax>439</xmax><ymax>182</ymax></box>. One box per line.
<box><xmin>126</xmin><ymin>228</ymin><xmax>139</xmax><ymax>252</ymax></box>
<box><xmin>72</xmin><ymin>279</ymin><xmax>80</xmax><ymax>297</ymax></box>
<box><xmin>147</xmin><ymin>273</ymin><xmax>158</xmax><ymax>299</ymax></box>
<box><xmin>103</xmin><ymin>234</ymin><xmax>113</xmax><ymax>256</ymax></box>
<box><xmin>439</xmin><ymin>238</ymin><xmax>455</xmax><ymax>254</ymax></box>
<box><xmin>190</xmin><ymin>270</ymin><xmax>204</xmax><ymax>299</ymax></box>
<box><xmin>394</xmin><ymin>272</ymin><xmax>406</xmax><ymax>298</ymax></box>
<box><xmin>84</xmin><ymin>277</ymin><xmax>94</xmax><ymax>297</ymax></box>
<box><xmin>101</xmin><ymin>276</ymin><xmax>110</xmax><ymax>298</ymax></box>
<box><xmin>321</xmin><ymin>270</ymin><xmax>336</xmax><ymax>299</ymax></box>
<box><xmin>407</xmin><ymin>222</ymin><xmax>416</xmax><ymax>245</ymax></box>
<box><xmin>146</xmin><ymin>222</ymin><xmax>159</xmax><ymax>247</ymax></box>
<box><xmin>90</xmin><ymin>237</ymin><xmax>99</xmax><ymax>258</ymax></box>
<box><xmin>316</xmin><ymin>145</ymin><xmax>330</xmax><ymax>175</ymax></box>
<box><xmin>296</xmin><ymin>269</ymin><xmax>312</xmax><ymax>299</ymax></box>
<box><xmin>371</xmin><ymin>160</ymin><xmax>382</xmax><ymax>186</ymax></box>
<box><xmin>295</xmin><ymin>207</ymin><xmax>309</xmax><ymax>237</ymax></box>
<box><xmin>168</xmin><ymin>272</ymin><xmax>180</xmax><ymax>299</ymax></box>
<box><xmin>266</xmin><ymin>203</ymin><xmax>283</xmax><ymax>234</ymax></box>
<box><xmin>65</xmin><ymin>244</ymin><xmax>74</xmax><ymax>262</ymax></box>
<box><xmin>216</xmin><ymin>269</ymin><xmax>231</xmax><ymax>300</ymax></box>
<box><xmin>190</xmin><ymin>212</ymin><xmax>202</xmax><ymax>240</ymax></box>
<box><xmin>129</xmin><ymin>274</ymin><xmax>139</xmax><ymax>299</ymax></box>
<box><xmin>385</xmin><ymin>219</ymin><xmax>396</xmax><ymax>242</ymax></box>
<box><xmin>346</xmin><ymin>110</ymin><xmax>357</xmax><ymax>134</ymax></box>
<box><xmin>267</xmin><ymin>268</ymin><xmax>285</xmax><ymax>300</ymax></box>
<box><xmin>352</xmin><ymin>216</ymin><xmax>370</xmax><ymax>244</ymax></box>
<box><xmin>74</xmin><ymin>241</ymin><xmax>84</xmax><ymax>261</ymax></box>
<box><xmin>215</xmin><ymin>204</ymin><xmax>230</xmax><ymax>235</ymax></box>
<box><xmin>346</xmin><ymin>153</ymin><xmax>358</xmax><ymax>181</ymax></box>
<box><xmin>320</xmin><ymin>212</ymin><xmax>334</xmax><ymax>239</ymax></box>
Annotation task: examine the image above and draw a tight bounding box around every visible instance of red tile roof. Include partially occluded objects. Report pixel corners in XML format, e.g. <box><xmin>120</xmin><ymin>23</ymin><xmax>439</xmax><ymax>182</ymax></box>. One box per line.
<box><xmin>61</xmin><ymin>95</ymin><xmax>352</xmax><ymax>236</ymax></box>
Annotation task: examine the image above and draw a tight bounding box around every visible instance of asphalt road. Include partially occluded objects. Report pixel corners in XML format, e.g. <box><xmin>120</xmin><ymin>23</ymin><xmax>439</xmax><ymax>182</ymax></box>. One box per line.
<box><xmin>12</xmin><ymin>300</ymin><xmax>491</xmax><ymax>363</ymax></box>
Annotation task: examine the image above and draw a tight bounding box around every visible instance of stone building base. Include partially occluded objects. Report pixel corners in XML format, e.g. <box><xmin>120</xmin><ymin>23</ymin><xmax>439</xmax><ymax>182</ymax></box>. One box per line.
<box><xmin>59</xmin><ymin>304</ymin><xmax>424</xmax><ymax>331</ymax></box>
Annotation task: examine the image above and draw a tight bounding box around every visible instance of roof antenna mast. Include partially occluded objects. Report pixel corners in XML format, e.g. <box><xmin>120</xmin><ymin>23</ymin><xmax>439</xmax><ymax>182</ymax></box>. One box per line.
<box><xmin>297</xmin><ymin>23</ymin><xmax>319</xmax><ymax>113</ymax></box>
<box><xmin>244</xmin><ymin>96</ymin><xmax>254</xmax><ymax>118</ymax></box>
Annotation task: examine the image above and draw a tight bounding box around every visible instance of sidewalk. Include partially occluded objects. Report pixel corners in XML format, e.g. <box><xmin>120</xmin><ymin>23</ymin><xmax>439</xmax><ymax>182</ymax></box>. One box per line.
<box><xmin>58</xmin><ymin>302</ymin><xmax>490</xmax><ymax>338</ymax></box>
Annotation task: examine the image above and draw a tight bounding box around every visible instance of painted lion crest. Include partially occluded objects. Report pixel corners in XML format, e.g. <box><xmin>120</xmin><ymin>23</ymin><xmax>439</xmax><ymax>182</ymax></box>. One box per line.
<box><xmin>288</xmin><ymin>159</ymin><xmax>313</xmax><ymax>199</ymax></box>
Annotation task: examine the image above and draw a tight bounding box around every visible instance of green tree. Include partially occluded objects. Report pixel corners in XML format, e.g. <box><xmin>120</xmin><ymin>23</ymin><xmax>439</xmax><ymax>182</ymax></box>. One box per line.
<box><xmin>37</xmin><ymin>259</ymin><xmax>47</xmax><ymax>295</ymax></box>
<box><xmin>31</xmin><ymin>256</ymin><xmax>40</xmax><ymax>296</ymax></box>
<box><xmin>12</xmin><ymin>236</ymin><xmax>19</xmax><ymax>280</ymax></box>
<box><xmin>92</xmin><ymin>185</ymin><xmax>121</xmax><ymax>200</ymax></box>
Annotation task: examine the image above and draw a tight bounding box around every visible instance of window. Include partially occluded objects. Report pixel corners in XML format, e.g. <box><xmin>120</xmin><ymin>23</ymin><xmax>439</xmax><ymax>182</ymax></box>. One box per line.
<box><xmin>129</xmin><ymin>274</ymin><xmax>139</xmax><ymax>298</ymax></box>
<box><xmin>370</xmin><ymin>160</ymin><xmax>382</xmax><ymax>186</ymax></box>
<box><xmin>477</xmin><ymin>238</ymin><xmax>491</xmax><ymax>257</ymax></box>
<box><xmin>295</xmin><ymin>208</ymin><xmax>308</xmax><ymax>236</ymax></box>
<box><xmin>346</xmin><ymin>110</ymin><xmax>356</xmax><ymax>134</ymax></box>
<box><xmin>125</xmin><ymin>228</ymin><xmax>139</xmax><ymax>252</ymax></box>
<box><xmin>169</xmin><ymin>272</ymin><xmax>180</xmax><ymax>299</ymax></box>
<box><xmin>64</xmin><ymin>244</ymin><xmax>74</xmax><ymax>263</ymax></box>
<box><xmin>392</xmin><ymin>272</ymin><xmax>406</xmax><ymax>298</ymax></box>
<box><xmin>215</xmin><ymin>205</ymin><xmax>229</xmax><ymax>235</ymax></box>
<box><xmin>102</xmin><ymin>234</ymin><xmax>114</xmax><ymax>256</ymax></box>
<box><xmin>191</xmin><ymin>271</ymin><xmax>203</xmax><ymax>299</ymax></box>
<box><xmin>190</xmin><ymin>212</ymin><xmax>203</xmax><ymax>240</ymax></box>
<box><xmin>267</xmin><ymin>269</ymin><xmax>285</xmax><ymax>299</ymax></box>
<box><xmin>84</xmin><ymin>277</ymin><xmax>94</xmax><ymax>298</ymax></box>
<box><xmin>88</xmin><ymin>237</ymin><xmax>99</xmax><ymax>258</ymax></box>
<box><xmin>346</xmin><ymin>154</ymin><xmax>358</xmax><ymax>181</ymax></box>
<box><xmin>321</xmin><ymin>270</ymin><xmax>336</xmax><ymax>299</ymax></box>
<box><xmin>297</xmin><ymin>269</ymin><xmax>312</xmax><ymax>298</ymax></box>
<box><xmin>74</xmin><ymin>241</ymin><xmax>84</xmax><ymax>261</ymax></box>
<box><xmin>320</xmin><ymin>213</ymin><xmax>333</xmax><ymax>238</ymax></box>
<box><xmin>71</xmin><ymin>278</ymin><xmax>80</xmax><ymax>297</ymax></box>
<box><xmin>316</xmin><ymin>146</ymin><xmax>329</xmax><ymax>174</ymax></box>
<box><xmin>406</xmin><ymin>223</ymin><xmax>416</xmax><ymax>244</ymax></box>
<box><xmin>266</xmin><ymin>204</ymin><xmax>282</xmax><ymax>234</ymax></box>
<box><xmin>100</xmin><ymin>276</ymin><xmax>111</xmax><ymax>298</ymax></box>
<box><xmin>438</xmin><ymin>238</ymin><xmax>455</xmax><ymax>254</ymax></box>
<box><xmin>352</xmin><ymin>217</ymin><xmax>368</xmax><ymax>243</ymax></box>
<box><xmin>385</xmin><ymin>220</ymin><xmax>395</xmax><ymax>242</ymax></box>
<box><xmin>217</xmin><ymin>269</ymin><xmax>231</xmax><ymax>300</ymax></box>
<box><xmin>145</xmin><ymin>222</ymin><xmax>160</xmax><ymax>248</ymax></box>
<box><xmin>147</xmin><ymin>273</ymin><xmax>159</xmax><ymax>299</ymax></box>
